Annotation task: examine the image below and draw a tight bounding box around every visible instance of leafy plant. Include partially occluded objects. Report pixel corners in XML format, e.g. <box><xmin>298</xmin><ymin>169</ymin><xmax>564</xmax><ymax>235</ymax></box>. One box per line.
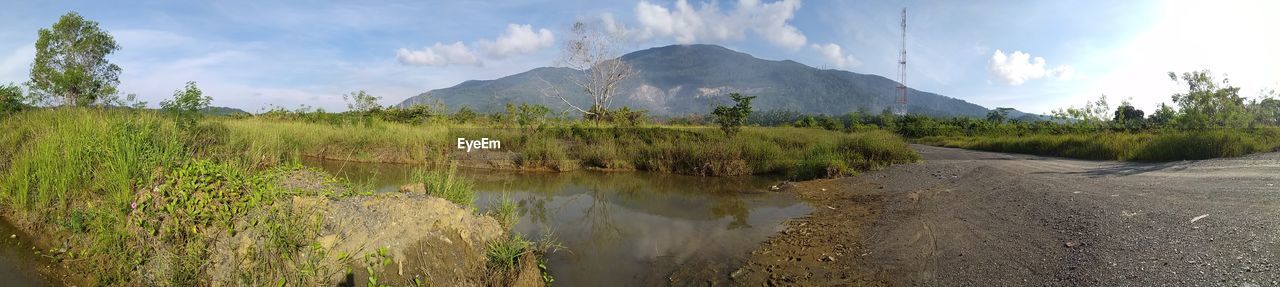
<box><xmin>712</xmin><ymin>93</ymin><xmax>755</xmax><ymax>136</ymax></box>
<box><xmin>0</xmin><ymin>83</ymin><xmax>26</xmax><ymax>115</ymax></box>
<box><xmin>160</xmin><ymin>81</ymin><xmax>212</xmax><ymax>130</ymax></box>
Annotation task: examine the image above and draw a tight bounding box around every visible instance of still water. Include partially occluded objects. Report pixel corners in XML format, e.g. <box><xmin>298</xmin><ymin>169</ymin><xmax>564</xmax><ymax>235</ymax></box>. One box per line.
<box><xmin>304</xmin><ymin>159</ymin><xmax>813</xmax><ymax>286</ymax></box>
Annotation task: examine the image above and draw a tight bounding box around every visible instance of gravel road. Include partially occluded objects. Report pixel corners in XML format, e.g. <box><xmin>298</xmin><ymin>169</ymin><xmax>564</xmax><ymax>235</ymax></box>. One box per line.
<box><xmin>737</xmin><ymin>144</ymin><xmax>1280</xmax><ymax>286</ymax></box>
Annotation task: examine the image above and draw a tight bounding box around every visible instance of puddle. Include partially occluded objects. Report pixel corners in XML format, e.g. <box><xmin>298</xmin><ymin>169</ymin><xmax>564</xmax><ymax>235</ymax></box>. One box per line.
<box><xmin>0</xmin><ymin>219</ymin><xmax>61</xmax><ymax>286</ymax></box>
<box><xmin>304</xmin><ymin>159</ymin><xmax>813</xmax><ymax>286</ymax></box>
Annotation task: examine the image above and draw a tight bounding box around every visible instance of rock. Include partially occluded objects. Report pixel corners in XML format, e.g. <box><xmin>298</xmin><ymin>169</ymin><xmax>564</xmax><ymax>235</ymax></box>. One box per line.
<box><xmin>821</xmin><ymin>256</ymin><xmax>836</xmax><ymax>262</ymax></box>
<box><xmin>1065</xmin><ymin>240</ymin><xmax>1080</xmax><ymax>247</ymax></box>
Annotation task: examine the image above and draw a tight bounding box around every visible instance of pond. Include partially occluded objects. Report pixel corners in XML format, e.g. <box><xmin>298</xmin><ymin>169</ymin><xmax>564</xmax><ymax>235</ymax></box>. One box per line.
<box><xmin>303</xmin><ymin>159</ymin><xmax>813</xmax><ymax>286</ymax></box>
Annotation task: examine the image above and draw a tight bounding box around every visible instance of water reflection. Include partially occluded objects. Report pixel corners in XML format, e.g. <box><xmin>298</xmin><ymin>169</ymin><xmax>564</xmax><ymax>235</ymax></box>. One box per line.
<box><xmin>303</xmin><ymin>159</ymin><xmax>812</xmax><ymax>286</ymax></box>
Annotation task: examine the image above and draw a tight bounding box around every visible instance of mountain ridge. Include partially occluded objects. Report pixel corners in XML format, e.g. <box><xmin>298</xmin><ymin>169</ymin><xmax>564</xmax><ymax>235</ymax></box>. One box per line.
<box><xmin>400</xmin><ymin>44</ymin><xmax>996</xmax><ymax>117</ymax></box>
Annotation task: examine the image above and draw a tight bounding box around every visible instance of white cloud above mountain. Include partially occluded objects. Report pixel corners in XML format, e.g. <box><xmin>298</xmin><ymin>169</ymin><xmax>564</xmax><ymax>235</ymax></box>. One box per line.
<box><xmin>988</xmin><ymin>49</ymin><xmax>1074</xmax><ymax>85</ymax></box>
<box><xmin>478</xmin><ymin>24</ymin><xmax>555</xmax><ymax>59</ymax></box>
<box><xmin>396</xmin><ymin>42</ymin><xmax>482</xmax><ymax>66</ymax></box>
<box><xmin>631</xmin><ymin>0</ymin><xmax>807</xmax><ymax>50</ymax></box>
<box><xmin>398</xmin><ymin>23</ymin><xmax>554</xmax><ymax>67</ymax></box>
<box><xmin>811</xmin><ymin>43</ymin><xmax>860</xmax><ymax>69</ymax></box>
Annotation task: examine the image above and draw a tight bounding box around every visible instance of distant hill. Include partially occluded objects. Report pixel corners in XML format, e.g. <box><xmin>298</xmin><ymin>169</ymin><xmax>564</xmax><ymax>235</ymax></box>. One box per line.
<box><xmin>201</xmin><ymin>106</ymin><xmax>249</xmax><ymax>116</ymax></box>
<box><xmin>399</xmin><ymin>44</ymin><xmax>992</xmax><ymax>117</ymax></box>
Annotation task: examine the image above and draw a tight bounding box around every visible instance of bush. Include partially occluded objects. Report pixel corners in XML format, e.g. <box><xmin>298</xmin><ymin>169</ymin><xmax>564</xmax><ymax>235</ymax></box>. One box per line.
<box><xmin>712</xmin><ymin>93</ymin><xmax>754</xmax><ymax>136</ymax></box>
<box><xmin>0</xmin><ymin>83</ymin><xmax>26</xmax><ymax>115</ymax></box>
<box><xmin>160</xmin><ymin>81</ymin><xmax>211</xmax><ymax>130</ymax></box>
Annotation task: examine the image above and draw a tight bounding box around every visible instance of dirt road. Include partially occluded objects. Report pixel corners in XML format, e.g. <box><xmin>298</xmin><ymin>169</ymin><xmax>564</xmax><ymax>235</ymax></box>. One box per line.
<box><xmin>735</xmin><ymin>144</ymin><xmax>1280</xmax><ymax>286</ymax></box>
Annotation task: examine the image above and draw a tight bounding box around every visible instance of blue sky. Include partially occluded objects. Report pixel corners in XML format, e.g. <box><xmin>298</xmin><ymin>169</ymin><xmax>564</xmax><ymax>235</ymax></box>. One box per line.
<box><xmin>1</xmin><ymin>0</ymin><xmax>1276</xmax><ymax>114</ymax></box>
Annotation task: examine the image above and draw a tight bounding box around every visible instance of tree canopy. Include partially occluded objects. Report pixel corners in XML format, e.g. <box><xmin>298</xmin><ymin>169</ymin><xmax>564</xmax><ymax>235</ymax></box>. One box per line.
<box><xmin>28</xmin><ymin>12</ymin><xmax>122</xmax><ymax>106</ymax></box>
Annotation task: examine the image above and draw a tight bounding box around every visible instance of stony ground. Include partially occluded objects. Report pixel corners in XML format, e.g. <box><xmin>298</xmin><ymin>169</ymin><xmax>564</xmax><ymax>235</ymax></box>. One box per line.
<box><xmin>733</xmin><ymin>144</ymin><xmax>1280</xmax><ymax>286</ymax></box>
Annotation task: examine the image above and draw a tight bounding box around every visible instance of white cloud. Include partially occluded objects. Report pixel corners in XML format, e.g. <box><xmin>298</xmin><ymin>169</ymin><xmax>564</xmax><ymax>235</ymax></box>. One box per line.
<box><xmin>396</xmin><ymin>42</ymin><xmax>483</xmax><ymax>66</ymax></box>
<box><xmin>631</xmin><ymin>0</ymin><xmax>807</xmax><ymax>49</ymax></box>
<box><xmin>398</xmin><ymin>23</ymin><xmax>556</xmax><ymax>67</ymax></box>
<box><xmin>811</xmin><ymin>43</ymin><xmax>860</xmax><ymax>69</ymax></box>
<box><xmin>988</xmin><ymin>49</ymin><xmax>1073</xmax><ymax>85</ymax></box>
<box><xmin>478</xmin><ymin>24</ymin><xmax>555</xmax><ymax>59</ymax></box>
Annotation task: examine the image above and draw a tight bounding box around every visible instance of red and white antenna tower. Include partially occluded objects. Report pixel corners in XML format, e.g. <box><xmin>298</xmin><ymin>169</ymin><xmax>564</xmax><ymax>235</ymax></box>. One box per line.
<box><xmin>895</xmin><ymin>8</ymin><xmax>908</xmax><ymax>115</ymax></box>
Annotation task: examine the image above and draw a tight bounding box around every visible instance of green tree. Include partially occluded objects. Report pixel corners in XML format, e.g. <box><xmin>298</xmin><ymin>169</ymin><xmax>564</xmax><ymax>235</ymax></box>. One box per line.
<box><xmin>1147</xmin><ymin>103</ymin><xmax>1177</xmax><ymax>127</ymax></box>
<box><xmin>28</xmin><ymin>12</ymin><xmax>122</xmax><ymax>106</ymax></box>
<box><xmin>450</xmin><ymin>106</ymin><xmax>479</xmax><ymax>124</ymax></box>
<box><xmin>1</xmin><ymin>83</ymin><xmax>27</xmax><ymax>115</ymax></box>
<box><xmin>1113</xmin><ymin>103</ymin><xmax>1144</xmax><ymax>123</ymax></box>
<box><xmin>160</xmin><ymin>81</ymin><xmax>211</xmax><ymax>129</ymax></box>
<box><xmin>1248</xmin><ymin>89</ymin><xmax>1280</xmax><ymax>126</ymax></box>
<box><xmin>343</xmin><ymin>90</ymin><xmax>382</xmax><ymax>113</ymax></box>
<box><xmin>1168</xmin><ymin>70</ymin><xmax>1251</xmax><ymax>129</ymax></box>
<box><xmin>986</xmin><ymin>107</ymin><xmax>1014</xmax><ymax>123</ymax></box>
<box><xmin>712</xmin><ymin>93</ymin><xmax>754</xmax><ymax>136</ymax></box>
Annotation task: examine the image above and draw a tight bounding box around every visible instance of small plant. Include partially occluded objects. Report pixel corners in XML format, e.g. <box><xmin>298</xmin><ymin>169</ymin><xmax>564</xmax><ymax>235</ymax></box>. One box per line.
<box><xmin>160</xmin><ymin>81</ymin><xmax>212</xmax><ymax>130</ymax></box>
<box><xmin>363</xmin><ymin>246</ymin><xmax>393</xmax><ymax>287</ymax></box>
<box><xmin>491</xmin><ymin>193</ymin><xmax>519</xmax><ymax>228</ymax></box>
<box><xmin>712</xmin><ymin>93</ymin><xmax>755</xmax><ymax>136</ymax></box>
<box><xmin>413</xmin><ymin>162</ymin><xmax>475</xmax><ymax>207</ymax></box>
<box><xmin>485</xmin><ymin>233</ymin><xmax>530</xmax><ymax>271</ymax></box>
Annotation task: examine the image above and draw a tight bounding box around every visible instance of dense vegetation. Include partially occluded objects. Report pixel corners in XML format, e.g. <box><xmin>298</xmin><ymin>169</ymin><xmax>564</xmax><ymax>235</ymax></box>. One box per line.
<box><xmin>708</xmin><ymin>70</ymin><xmax>1280</xmax><ymax>161</ymax></box>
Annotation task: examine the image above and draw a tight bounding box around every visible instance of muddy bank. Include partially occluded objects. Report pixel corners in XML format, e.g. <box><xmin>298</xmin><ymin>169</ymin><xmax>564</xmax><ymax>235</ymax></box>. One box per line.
<box><xmin>203</xmin><ymin>171</ymin><xmax>544</xmax><ymax>286</ymax></box>
<box><xmin>728</xmin><ymin>178</ymin><xmax>889</xmax><ymax>286</ymax></box>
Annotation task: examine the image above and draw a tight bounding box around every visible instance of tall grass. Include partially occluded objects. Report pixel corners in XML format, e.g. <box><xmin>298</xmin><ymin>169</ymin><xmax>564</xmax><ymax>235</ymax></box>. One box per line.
<box><xmin>412</xmin><ymin>162</ymin><xmax>475</xmax><ymax>207</ymax></box>
<box><xmin>0</xmin><ymin>108</ymin><xmax>344</xmax><ymax>284</ymax></box>
<box><xmin>917</xmin><ymin>128</ymin><xmax>1280</xmax><ymax>161</ymax></box>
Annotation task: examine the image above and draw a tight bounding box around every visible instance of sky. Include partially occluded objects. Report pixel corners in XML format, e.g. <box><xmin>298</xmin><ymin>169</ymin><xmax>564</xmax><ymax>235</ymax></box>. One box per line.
<box><xmin>0</xmin><ymin>0</ymin><xmax>1276</xmax><ymax>114</ymax></box>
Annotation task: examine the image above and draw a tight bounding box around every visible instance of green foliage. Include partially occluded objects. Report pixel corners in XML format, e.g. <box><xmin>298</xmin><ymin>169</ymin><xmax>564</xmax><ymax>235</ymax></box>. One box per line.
<box><xmin>1251</xmin><ymin>94</ymin><xmax>1280</xmax><ymax>126</ymax></box>
<box><xmin>28</xmin><ymin>12</ymin><xmax>122</xmax><ymax>106</ymax></box>
<box><xmin>451</xmin><ymin>106</ymin><xmax>480</xmax><ymax>124</ymax></box>
<box><xmin>491</xmin><ymin>193</ymin><xmax>520</xmax><ymax>229</ymax></box>
<box><xmin>344</xmin><ymin>90</ymin><xmax>383</xmax><ymax>113</ymax></box>
<box><xmin>920</xmin><ymin>128</ymin><xmax>1280</xmax><ymax>162</ymax></box>
<box><xmin>413</xmin><ymin>163</ymin><xmax>475</xmax><ymax>207</ymax></box>
<box><xmin>380</xmin><ymin>103</ymin><xmax>445</xmax><ymax>125</ymax></box>
<box><xmin>160</xmin><ymin>81</ymin><xmax>212</xmax><ymax>130</ymax></box>
<box><xmin>712</xmin><ymin>93</ymin><xmax>755</xmax><ymax>136</ymax></box>
<box><xmin>602</xmin><ymin>106</ymin><xmax>649</xmax><ymax>127</ymax></box>
<box><xmin>1169</xmin><ymin>70</ymin><xmax>1252</xmax><ymax>129</ymax></box>
<box><xmin>511</xmin><ymin>103</ymin><xmax>550</xmax><ymax>130</ymax></box>
<box><xmin>0</xmin><ymin>83</ymin><xmax>26</xmax><ymax>115</ymax></box>
<box><xmin>363</xmin><ymin>246</ymin><xmax>393</xmax><ymax>287</ymax></box>
<box><xmin>485</xmin><ymin>233</ymin><xmax>530</xmax><ymax>271</ymax></box>
<box><xmin>986</xmin><ymin>107</ymin><xmax>1014</xmax><ymax>123</ymax></box>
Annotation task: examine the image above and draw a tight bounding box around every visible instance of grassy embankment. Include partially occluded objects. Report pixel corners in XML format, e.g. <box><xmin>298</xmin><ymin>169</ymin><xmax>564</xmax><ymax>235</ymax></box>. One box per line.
<box><xmin>223</xmin><ymin>116</ymin><xmax>920</xmax><ymax>179</ymax></box>
<box><xmin>914</xmin><ymin>129</ymin><xmax>1280</xmax><ymax>161</ymax></box>
<box><xmin>0</xmin><ymin>107</ymin><xmax>920</xmax><ymax>285</ymax></box>
<box><xmin>0</xmin><ymin>108</ymin><xmax>356</xmax><ymax>285</ymax></box>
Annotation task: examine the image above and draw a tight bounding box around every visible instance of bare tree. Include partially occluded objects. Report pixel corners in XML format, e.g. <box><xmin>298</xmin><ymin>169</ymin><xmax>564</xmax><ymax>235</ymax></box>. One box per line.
<box><xmin>540</xmin><ymin>21</ymin><xmax>636</xmax><ymax>121</ymax></box>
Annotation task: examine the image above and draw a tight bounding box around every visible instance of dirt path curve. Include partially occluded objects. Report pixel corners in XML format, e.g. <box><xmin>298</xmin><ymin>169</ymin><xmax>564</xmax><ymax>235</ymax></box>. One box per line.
<box><xmin>735</xmin><ymin>144</ymin><xmax>1280</xmax><ymax>286</ymax></box>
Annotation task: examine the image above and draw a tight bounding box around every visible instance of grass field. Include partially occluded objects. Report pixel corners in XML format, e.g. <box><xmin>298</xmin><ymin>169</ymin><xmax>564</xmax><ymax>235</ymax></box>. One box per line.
<box><xmin>915</xmin><ymin>128</ymin><xmax>1280</xmax><ymax>161</ymax></box>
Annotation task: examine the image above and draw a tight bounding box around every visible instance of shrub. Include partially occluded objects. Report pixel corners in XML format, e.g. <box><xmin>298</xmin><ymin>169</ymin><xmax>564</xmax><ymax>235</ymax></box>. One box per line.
<box><xmin>712</xmin><ymin>93</ymin><xmax>754</xmax><ymax>136</ymax></box>
<box><xmin>160</xmin><ymin>81</ymin><xmax>211</xmax><ymax>130</ymax></box>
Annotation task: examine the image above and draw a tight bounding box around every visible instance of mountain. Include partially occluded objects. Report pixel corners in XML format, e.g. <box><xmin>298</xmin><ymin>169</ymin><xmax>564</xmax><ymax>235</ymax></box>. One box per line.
<box><xmin>201</xmin><ymin>106</ymin><xmax>249</xmax><ymax>116</ymax></box>
<box><xmin>399</xmin><ymin>44</ymin><xmax>991</xmax><ymax>117</ymax></box>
